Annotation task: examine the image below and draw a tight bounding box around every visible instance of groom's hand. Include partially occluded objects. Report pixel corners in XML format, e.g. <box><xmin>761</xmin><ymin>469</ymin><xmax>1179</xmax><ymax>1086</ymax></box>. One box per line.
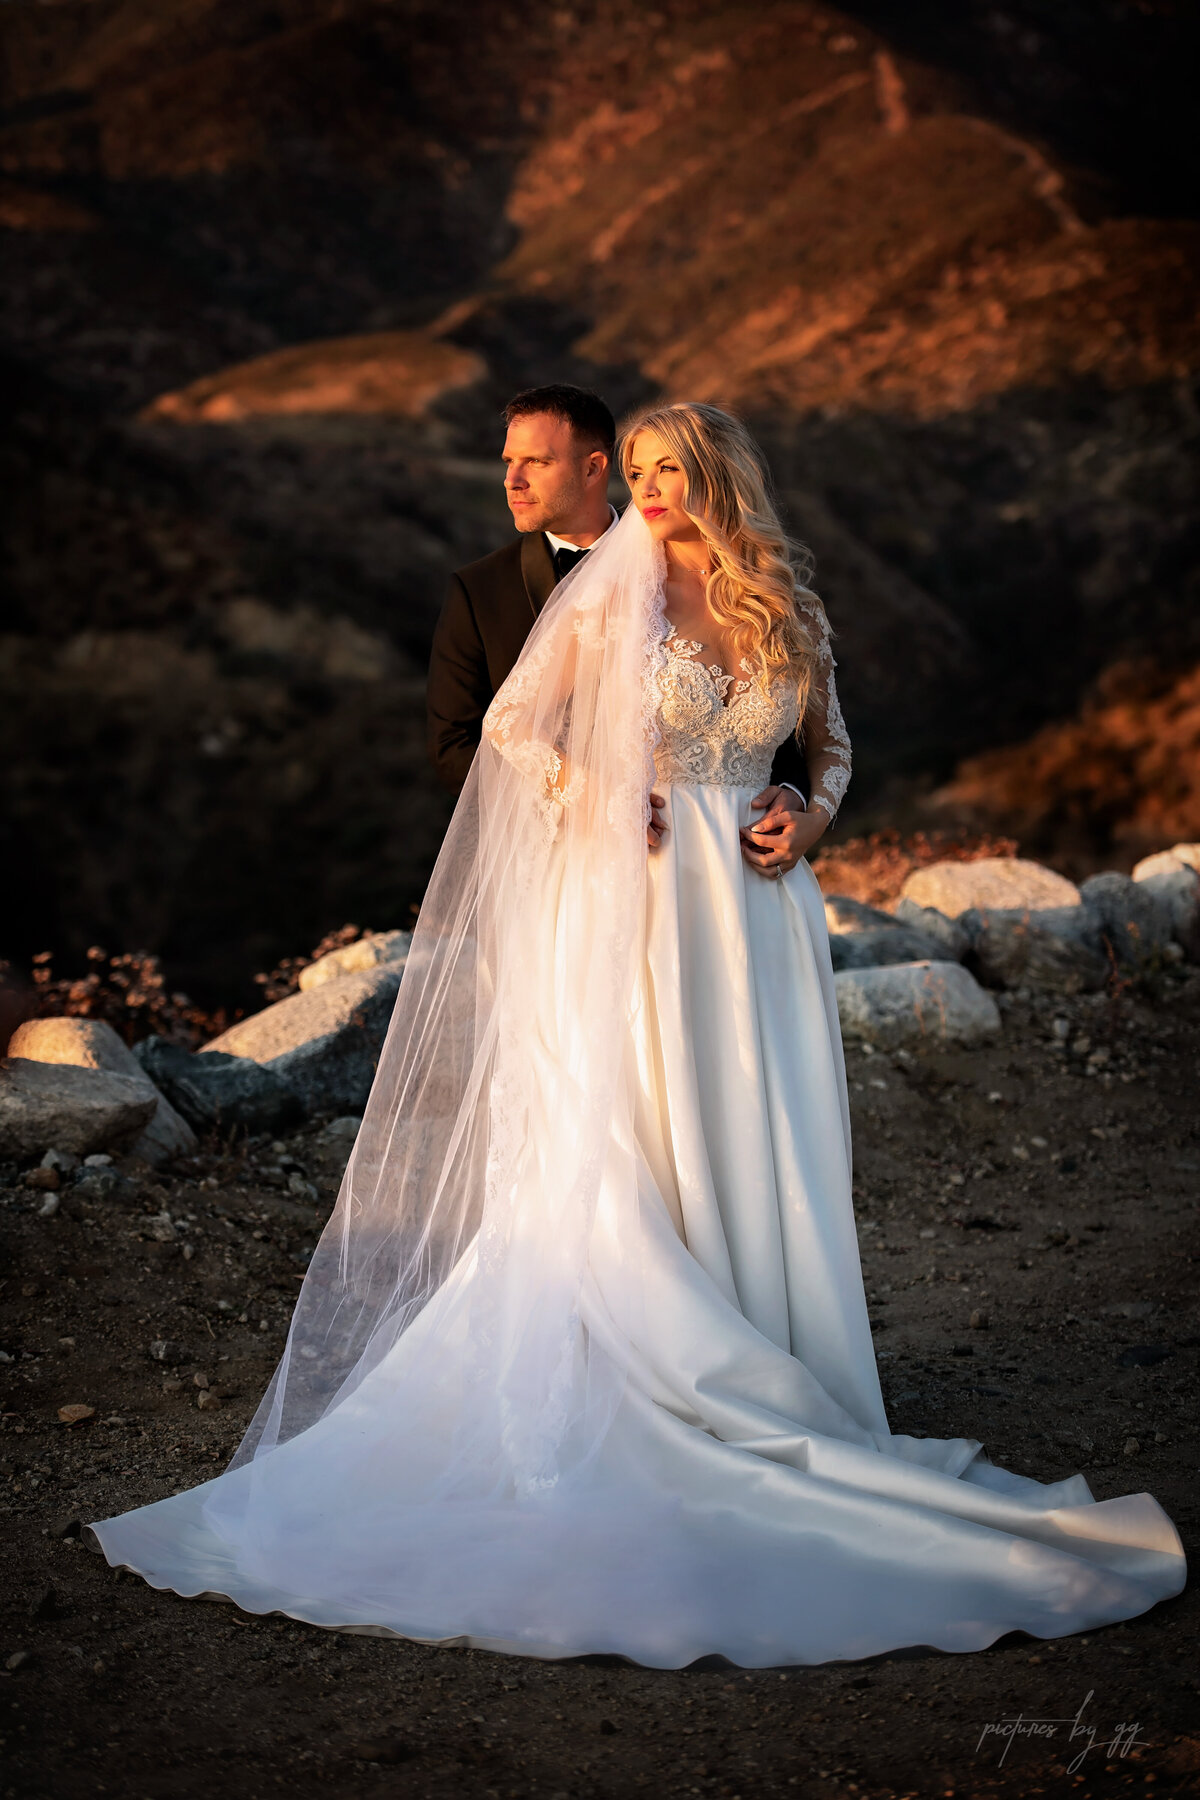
<box><xmin>741</xmin><ymin>785</ymin><xmax>824</xmax><ymax>876</ymax></box>
<box><xmin>647</xmin><ymin>790</ymin><xmax>667</xmax><ymax>850</ymax></box>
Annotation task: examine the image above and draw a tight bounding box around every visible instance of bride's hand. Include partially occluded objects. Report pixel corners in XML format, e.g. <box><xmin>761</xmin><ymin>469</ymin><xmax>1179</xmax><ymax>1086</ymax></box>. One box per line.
<box><xmin>647</xmin><ymin>790</ymin><xmax>667</xmax><ymax>850</ymax></box>
<box><xmin>740</xmin><ymin>785</ymin><xmax>827</xmax><ymax>876</ymax></box>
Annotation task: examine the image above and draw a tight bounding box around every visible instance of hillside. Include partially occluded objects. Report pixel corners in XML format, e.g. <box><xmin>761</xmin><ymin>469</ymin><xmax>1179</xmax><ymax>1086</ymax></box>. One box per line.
<box><xmin>1</xmin><ymin>0</ymin><xmax>1197</xmax><ymax>999</ymax></box>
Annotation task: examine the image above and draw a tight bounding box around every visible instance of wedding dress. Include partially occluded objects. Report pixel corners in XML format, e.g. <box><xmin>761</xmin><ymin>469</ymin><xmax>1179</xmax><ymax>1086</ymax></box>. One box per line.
<box><xmin>89</xmin><ymin>509</ymin><xmax>1185</xmax><ymax>1666</ymax></box>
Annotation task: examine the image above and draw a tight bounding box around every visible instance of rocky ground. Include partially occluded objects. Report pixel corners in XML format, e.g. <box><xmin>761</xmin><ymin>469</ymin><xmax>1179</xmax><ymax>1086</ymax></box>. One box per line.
<box><xmin>2</xmin><ymin>973</ymin><xmax>1198</xmax><ymax>1800</ymax></box>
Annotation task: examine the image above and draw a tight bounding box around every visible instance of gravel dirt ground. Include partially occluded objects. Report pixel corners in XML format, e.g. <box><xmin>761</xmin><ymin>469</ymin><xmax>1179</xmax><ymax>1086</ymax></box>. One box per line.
<box><xmin>2</xmin><ymin>974</ymin><xmax>1198</xmax><ymax>1800</ymax></box>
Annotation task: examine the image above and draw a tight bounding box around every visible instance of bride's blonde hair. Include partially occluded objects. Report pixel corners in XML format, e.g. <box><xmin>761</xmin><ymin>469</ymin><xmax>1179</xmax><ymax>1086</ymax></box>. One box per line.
<box><xmin>618</xmin><ymin>401</ymin><xmax>827</xmax><ymax>710</ymax></box>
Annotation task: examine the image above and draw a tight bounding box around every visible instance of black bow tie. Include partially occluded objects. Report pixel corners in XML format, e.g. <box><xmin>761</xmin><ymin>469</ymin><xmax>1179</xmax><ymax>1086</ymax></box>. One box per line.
<box><xmin>551</xmin><ymin>543</ymin><xmax>589</xmax><ymax>581</ymax></box>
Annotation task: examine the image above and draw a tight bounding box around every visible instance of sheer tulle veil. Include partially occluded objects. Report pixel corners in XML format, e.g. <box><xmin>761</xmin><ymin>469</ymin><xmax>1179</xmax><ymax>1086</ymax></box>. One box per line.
<box><xmin>227</xmin><ymin>503</ymin><xmax>667</xmax><ymax>1504</ymax></box>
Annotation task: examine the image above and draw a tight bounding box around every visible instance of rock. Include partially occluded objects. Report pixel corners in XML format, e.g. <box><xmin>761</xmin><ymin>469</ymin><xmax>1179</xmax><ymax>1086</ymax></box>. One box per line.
<box><xmin>57</xmin><ymin>1403</ymin><xmax>95</xmax><ymax>1426</ymax></box>
<box><xmin>1132</xmin><ymin>865</ymin><xmax>1200</xmax><ymax>961</ymax></box>
<box><xmin>202</xmin><ymin>965</ymin><xmax>403</xmax><ymax>1114</ymax></box>
<box><xmin>149</xmin><ymin>1340</ymin><xmax>190</xmax><ymax>1365</ymax></box>
<box><xmin>134</xmin><ymin>1036</ymin><xmax>305</xmax><ymax>1135</ymax></box>
<box><xmin>823</xmin><ymin>896</ymin><xmax>899</xmax><ymax>933</ymax></box>
<box><xmin>957</xmin><ymin>892</ymin><xmax>1108</xmax><ymax>993</ymax></box>
<box><xmin>50</xmin><ymin>1514</ymin><xmax>82</xmax><ymax>1539</ymax></box>
<box><xmin>317</xmin><ymin>1115</ymin><xmax>362</xmax><ymax>1145</ymax></box>
<box><xmin>901</xmin><ymin>857</ymin><xmax>1081</xmax><ymax>917</ymax></box>
<box><xmin>23</xmin><ymin>1166</ymin><xmax>59</xmax><ymax>1191</ymax></box>
<box><xmin>143</xmin><ymin>1210</ymin><xmax>177</xmax><ymax>1242</ymax></box>
<box><xmin>892</xmin><ymin>897</ymin><xmax>971</xmax><ymax>961</ymax></box>
<box><xmin>298</xmin><ymin>929</ymin><xmax>411</xmax><ymax>991</ymax></box>
<box><xmin>969</xmin><ymin>1309</ymin><xmax>989</xmax><ymax>1330</ymax></box>
<box><xmin>962</xmin><ymin>906</ymin><xmax>1108</xmax><ymax>994</ymax></box>
<box><xmin>37</xmin><ymin>1194</ymin><xmax>60</xmax><ymax>1219</ymax></box>
<box><xmin>1080</xmin><ymin>872</ymin><xmax>1173</xmax><ymax>966</ymax></box>
<box><xmin>829</xmin><ymin>925</ymin><xmax>949</xmax><ymax>970</ymax></box>
<box><xmin>72</xmin><ymin>1165</ymin><xmax>119</xmax><ymax>1201</ymax></box>
<box><xmin>40</xmin><ymin>1148</ymin><xmax>79</xmax><ymax>1175</ymax></box>
<box><xmin>1132</xmin><ymin>842</ymin><xmax>1200</xmax><ymax>880</ymax></box>
<box><xmin>196</xmin><ymin>1389</ymin><xmax>223</xmax><ymax>1411</ymax></box>
<box><xmin>7</xmin><ymin>1018</ymin><xmax>196</xmax><ymax>1165</ymax></box>
<box><xmin>5</xmin><ymin>1651</ymin><xmax>31</xmax><ymax>1673</ymax></box>
<box><xmin>823</xmin><ymin>896</ymin><xmax>949</xmax><ymax>966</ymax></box>
<box><xmin>0</xmin><ymin>1060</ymin><xmax>157</xmax><ymax>1162</ymax></box>
<box><xmin>834</xmin><ymin>961</ymin><xmax>1002</xmax><ymax>1049</ymax></box>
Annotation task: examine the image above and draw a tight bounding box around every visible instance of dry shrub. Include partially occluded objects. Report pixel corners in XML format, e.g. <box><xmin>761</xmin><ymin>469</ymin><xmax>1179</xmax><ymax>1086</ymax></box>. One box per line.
<box><xmin>811</xmin><ymin>829</ymin><xmax>1019</xmax><ymax>910</ymax></box>
<box><xmin>3</xmin><ymin>946</ymin><xmax>231</xmax><ymax>1051</ymax></box>
<box><xmin>252</xmin><ymin>924</ymin><xmax>367</xmax><ymax>1005</ymax></box>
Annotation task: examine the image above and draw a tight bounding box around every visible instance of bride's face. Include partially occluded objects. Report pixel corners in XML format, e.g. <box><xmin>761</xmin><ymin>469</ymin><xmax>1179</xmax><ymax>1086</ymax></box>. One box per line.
<box><xmin>626</xmin><ymin>431</ymin><xmax>704</xmax><ymax>545</ymax></box>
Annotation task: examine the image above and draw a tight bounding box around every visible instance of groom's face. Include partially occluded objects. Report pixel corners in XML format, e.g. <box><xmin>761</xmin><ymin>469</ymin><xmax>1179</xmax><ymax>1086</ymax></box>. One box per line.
<box><xmin>502</xmin><ymin>413</ymin><xmax>606</xmax><ymax>534</ymax></box>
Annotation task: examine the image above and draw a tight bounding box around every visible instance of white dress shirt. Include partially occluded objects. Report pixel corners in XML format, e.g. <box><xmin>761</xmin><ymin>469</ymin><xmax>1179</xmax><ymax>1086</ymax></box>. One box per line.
<box><xmin>544</xmin><ymin>504</ymin><xmax>619</xmax><ymax>558</ymax></box>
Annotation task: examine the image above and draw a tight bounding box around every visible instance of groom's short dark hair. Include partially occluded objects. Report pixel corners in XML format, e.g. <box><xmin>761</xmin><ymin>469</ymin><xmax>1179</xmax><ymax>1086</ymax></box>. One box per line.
<box><xmin>503</xmin><ymin>384</ymin><xmax>615</xmax><ymax>458</ymax></box>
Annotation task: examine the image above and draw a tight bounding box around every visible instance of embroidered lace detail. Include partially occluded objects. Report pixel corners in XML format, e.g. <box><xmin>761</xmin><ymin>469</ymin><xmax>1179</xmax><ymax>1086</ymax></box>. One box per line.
<box><xmin>646</xmin><ymin>611</ymin><xmax>851</xmax><ymax>815</ymax></box>
<box><xmin>796</xmin><ymin>597</ymin><xmax>852</xmax><ymax>820</ymax></box>
<box><xmin>649</xmin><ymin>623</ymin><xmax>798</xmax><ymax>791</ymax></box>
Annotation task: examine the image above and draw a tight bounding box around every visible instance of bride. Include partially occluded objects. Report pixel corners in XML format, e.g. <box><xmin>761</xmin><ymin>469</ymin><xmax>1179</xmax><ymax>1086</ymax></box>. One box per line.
<box><xmin>89</xmin><ymin>402</ymin><xmax>1186</xmax><ymax>1666</ymax></box>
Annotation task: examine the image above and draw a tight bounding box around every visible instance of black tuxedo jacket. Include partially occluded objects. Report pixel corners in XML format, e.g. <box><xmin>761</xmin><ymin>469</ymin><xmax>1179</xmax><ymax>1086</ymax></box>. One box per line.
<box><xmin>427</xmin><ymin>528</ymin><xmax>811</xmax><ymax>798</ymax></box>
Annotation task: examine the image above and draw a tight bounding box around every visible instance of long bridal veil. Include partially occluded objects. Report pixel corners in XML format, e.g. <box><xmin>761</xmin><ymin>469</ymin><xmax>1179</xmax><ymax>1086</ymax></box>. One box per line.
<box><xmin>229</xmin><ymin>504</ymin><xmax>667</xmax><ymax>1501</ymax></box>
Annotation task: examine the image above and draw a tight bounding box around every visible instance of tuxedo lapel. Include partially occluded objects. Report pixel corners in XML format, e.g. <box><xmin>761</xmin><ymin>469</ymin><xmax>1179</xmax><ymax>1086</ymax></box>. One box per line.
<box><xmin>520</xmin><ymin>531</ymin><xmax>558</xmax><ymax>619</ymax></box>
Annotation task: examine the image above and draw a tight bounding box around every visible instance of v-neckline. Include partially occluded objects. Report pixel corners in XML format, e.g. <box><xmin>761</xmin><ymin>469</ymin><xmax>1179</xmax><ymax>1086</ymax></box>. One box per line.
<box><xmin>660</xmin><ymin>618</ymin><xmax>750</xmax><ymax>713</ymax></box>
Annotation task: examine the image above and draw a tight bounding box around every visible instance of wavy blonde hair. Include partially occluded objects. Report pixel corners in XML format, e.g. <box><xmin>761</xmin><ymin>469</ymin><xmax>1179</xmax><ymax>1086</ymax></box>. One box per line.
<box><xmin>618</xmin><ymin>401</ymin><xmax>827</xmax><ymax>714</ymax></box>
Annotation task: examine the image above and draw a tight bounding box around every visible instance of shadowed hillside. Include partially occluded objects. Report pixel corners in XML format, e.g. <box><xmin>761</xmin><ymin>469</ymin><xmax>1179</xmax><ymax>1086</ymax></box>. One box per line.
<box><xmin>2</xmin><ymin>0</ymin><xmax>1197</xmax><ymax>1000</ymax></box>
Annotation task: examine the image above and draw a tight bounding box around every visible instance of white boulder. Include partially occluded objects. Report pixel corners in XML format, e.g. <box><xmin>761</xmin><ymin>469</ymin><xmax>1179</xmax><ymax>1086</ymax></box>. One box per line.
<box><xmin>202</xmin><ymin>964</ymin><xmax>404</xmax><ymax>1114</ymax></box>
<box><xmin>7</xmin><ymin>1018</ymin><xmax>196</xmax><ymax>1164</ymax></box>
<box><xmin>835</xmin><ymin>961</ymin><xmax>1002</xmax><ymax>1049</ymax></box>
<box><xmin>900</xmin><ymin>857</ymin><xmax>1081</xmax><ymax>917</ymax></box>
<box><xmin>0</xmin><ymin>1059</ymin><xmax>158</xmax><ymax>1162</ymax></box>
<box><xmin>298</xmin><ymin>930</ymin><xmax>411</xmax><ymax>992</ymax></box>
<box><xmin>1132</xmin><ymin>843</ymin><xmax>1200</xmax><ymax>881</ymax></box>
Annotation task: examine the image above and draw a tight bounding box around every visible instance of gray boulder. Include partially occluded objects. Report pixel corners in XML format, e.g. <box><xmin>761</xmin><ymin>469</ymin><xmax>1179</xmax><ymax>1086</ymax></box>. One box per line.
<box><xmin>901</xmin><ymin>857</ymin><xmax>1081</xmax><ymax>917</ymax></box>
<box><xmin>829</xmin><ymin>925</ymin><xmax>949</xmax><ymax>971</ymax></box>
<box><xmin>1080</xmin><ymin>872</ymin><xmax>1173</xmax><ymax>966</ymax></box>
<box><xmin>1131</xmin><ymin>848</ymin><xmax>1200</xmax><ymax>961</ymax></box>
<box><xmin>200</xmin><ymin>964</ymin><xmax>403</xmax><ymax>1114</ymax></box>
<box><xmin>134</xmin><ymin>1037</ymin><xmax>305</xmax><ymax>1135</ymax></box>
<box><xmin>835</xmin><ymin>961</ymin><xmax>1001</xmax><ymax>1049</ymax></box>
<box><xmin>298</xmin><ymin>929</ymin><xmax>411</xmax><ymax>992</ymax></box>
<box><xmin>824</xmin><ymin>893</ymin><xmax>950</xmax><ymax>970</ymax></box>
<box><xmin>0</xmin><ymin>1059</ymin><xmax>158</xmax><ymax>1162</ymax></box>
<box><xmin>892</xmin><ymin>897</ymin><xmax>971</xmax><ymax>962</ymax></box>
<box><xmin>1133</xmin><ymin>867</ymin><xmax>1200</xmax><ymax>961</ymax></box>
<box><xmin>962</xmin><ymin>905</ymin><xmax>1108</xmax><ymax>994</ymax></box>
<box><xmin>7</xmin><ymin>1018</ymin><xmax>196</xmax><ymax>1165</ymax></box>
<box><xmin>823</xmin><ymin>896</ymin><xmax>900</xmax><ymax>933</ymax></box>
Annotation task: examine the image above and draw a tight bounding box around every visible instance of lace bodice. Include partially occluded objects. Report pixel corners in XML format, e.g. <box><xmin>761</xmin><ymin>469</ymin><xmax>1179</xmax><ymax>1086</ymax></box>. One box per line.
<box><xmin>647</xmin><ymin>603</ymin><xmax>851</xmax><ymax>818</ymax></box>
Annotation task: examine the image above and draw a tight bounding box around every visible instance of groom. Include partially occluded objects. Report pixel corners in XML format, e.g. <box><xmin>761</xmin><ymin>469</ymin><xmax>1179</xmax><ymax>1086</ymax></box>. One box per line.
<box><xmin>426</xmin><ymin>383</ymin><xmax>812</xmax><ymax>872</ymax></box>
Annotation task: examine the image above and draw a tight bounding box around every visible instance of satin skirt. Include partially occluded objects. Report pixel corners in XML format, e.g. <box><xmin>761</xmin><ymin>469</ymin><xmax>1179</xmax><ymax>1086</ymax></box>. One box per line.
<box><xmin>88</xmin><ymin>781</ymin><xmax>1187</xmax><ymax>1665</ymax></box>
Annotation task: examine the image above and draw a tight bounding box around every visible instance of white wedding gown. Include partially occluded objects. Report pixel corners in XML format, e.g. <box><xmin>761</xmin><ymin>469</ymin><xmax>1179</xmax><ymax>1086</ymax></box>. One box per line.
<box><xmin>89</xmin><ymin>615</ymin><xmax>1186</xmax><ymax>1666</ymax></box>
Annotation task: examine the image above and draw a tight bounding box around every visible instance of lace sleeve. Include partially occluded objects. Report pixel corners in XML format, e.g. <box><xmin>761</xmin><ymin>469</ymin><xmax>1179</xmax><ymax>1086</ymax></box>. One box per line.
<box><xmin>798</xmin><ymin>601</ymin><xmax>851</xmax><ymax>823</ymax></box>
<box><xmin>481</xmin><ymin>622</ymin><xmax>585</xmax><ymax>833</ymax></box>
